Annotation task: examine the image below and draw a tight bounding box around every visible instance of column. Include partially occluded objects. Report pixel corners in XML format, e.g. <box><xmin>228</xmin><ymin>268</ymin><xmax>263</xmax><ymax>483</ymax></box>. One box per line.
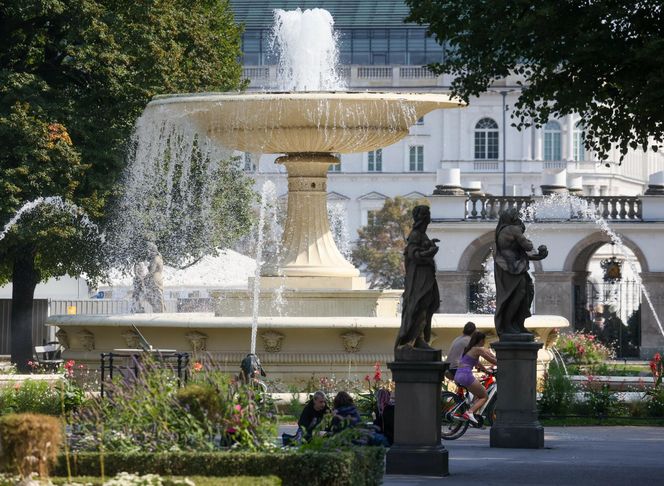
<box><xmin>533</xmin><ymin>271</ymin><xmax>575</xmax><ymax>323</ymax></box>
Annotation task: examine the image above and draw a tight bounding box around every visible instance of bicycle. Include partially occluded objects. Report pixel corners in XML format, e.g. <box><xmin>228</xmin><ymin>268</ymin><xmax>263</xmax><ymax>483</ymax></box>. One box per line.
<box><xmin>440</xmin><ymin>368</ymin><xmax>497</xmax><ymax>440</ymax></box>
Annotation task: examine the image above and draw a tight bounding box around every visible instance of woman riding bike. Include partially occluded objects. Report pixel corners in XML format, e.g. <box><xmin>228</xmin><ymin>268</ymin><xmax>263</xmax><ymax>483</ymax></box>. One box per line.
<box><xmin>453</xmin><ymin>330</ymin><xmax>497</xmax><ymax>424</ymax></box>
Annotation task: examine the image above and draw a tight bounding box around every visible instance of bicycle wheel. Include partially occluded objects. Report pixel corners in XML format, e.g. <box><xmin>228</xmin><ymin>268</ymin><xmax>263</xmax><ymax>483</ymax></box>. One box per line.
<box><xmin>440</xmin><ymin>391</ymin><xmax>469</xmax><ymax>440</ymax></box>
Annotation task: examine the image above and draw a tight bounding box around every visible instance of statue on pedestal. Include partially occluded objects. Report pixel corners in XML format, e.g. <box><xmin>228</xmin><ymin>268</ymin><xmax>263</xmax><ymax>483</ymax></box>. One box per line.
<box><xmin>493</xmin><ymin>208</ymin><xmax>548</xmax><ymax>337</ymax></box>
<box><xmin>395</xmin><ymin>205</ymin><xmax>440</xmax><ymax>353</ymax></box>
<box><xmin>130</xmin><ymin>262</ymin><xmax>148</xmax><ymax>313</ymax></box>
<box><xmin>144</xmin><ymin>242</ymin><xmax>165</xmax><ymax>313</ymax></box>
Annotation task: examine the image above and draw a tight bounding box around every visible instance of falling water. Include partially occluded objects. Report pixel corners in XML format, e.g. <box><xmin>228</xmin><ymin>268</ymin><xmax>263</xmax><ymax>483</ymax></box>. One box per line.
<box><xmin>271</xmin><ymin>8</ymin><xmax>346</xmax><ymax>91</ymax></box>
<box><xmin>328</xmin><ymin>202</ymin><xmax>352</xmax><ymax>259</ymax></box>
<box><xmin>251</xmin><ymin>181</ymin><xmax>278</xmax><ymax>354</ymax></box>
<box><xmin>523</xmin><ymin>193</ymin><xmax>664</xmax><ymax>340</ymax></box>
<box><xmin>0</xmin><ymin>196</ymin><xmax>98</xmax><ymax>243</ymax></box>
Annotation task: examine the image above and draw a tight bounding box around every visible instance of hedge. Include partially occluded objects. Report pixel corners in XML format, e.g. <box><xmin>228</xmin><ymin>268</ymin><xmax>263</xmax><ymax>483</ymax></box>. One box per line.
<box><xmin>54</xmin><ymin>449</ymin><xmax>385</xmax><ymax>486</ymax></box>
<box><xmin>51</xmin><ymin>476</ymin><xmax>281</xmax><ymax>485</ymax></box>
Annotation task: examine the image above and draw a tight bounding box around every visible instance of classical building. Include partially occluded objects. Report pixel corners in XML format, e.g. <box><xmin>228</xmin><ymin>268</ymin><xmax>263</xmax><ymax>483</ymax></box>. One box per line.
<box><xmin>231</xmin><ymin>0</ymin><xmax>664</xmax><ymax>237</ymax></box>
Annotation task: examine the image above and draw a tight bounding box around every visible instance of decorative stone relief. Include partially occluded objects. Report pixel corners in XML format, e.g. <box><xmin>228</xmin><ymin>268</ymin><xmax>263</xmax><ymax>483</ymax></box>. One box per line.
<box><xmin>185</xmin><ymin>331</ymin><xmax>208</xmax><ymax>352</ymax></box>
<box><xmin>77</xmin><ymin>329</ymin><xmax>95</xmax><ymax>352</ymax></box>
<box><xmin>55</xmin><ymin>329</ymin><xmax>69</xmax><ymax>350</ymax></box>
<box><xmin>340</xmin><ymin>331</ymin><xmax>364</xmax><ymax>353</ymax></box>
<box><xmin>260</xmin><ymin>330</ymin><xmax>285</xmax><ymax>353</ymax></box>
<box><xmin>121</xmin><ymin>329</ymin><xmax>141</xmax><ymax>349</ymax></box>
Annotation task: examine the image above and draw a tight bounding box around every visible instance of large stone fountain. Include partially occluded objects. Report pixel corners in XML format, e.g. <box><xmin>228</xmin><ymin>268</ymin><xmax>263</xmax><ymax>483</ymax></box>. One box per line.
<box><xmin>47</xmin><ymin>9</ymin><xmax>567</xmax><ymax>381</ymax></box>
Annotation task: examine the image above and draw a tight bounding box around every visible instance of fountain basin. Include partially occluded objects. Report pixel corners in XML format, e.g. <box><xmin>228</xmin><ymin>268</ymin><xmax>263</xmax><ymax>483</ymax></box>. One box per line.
<box><xmin>48</xmin><ymin>313</ymin><xmax>567</xmax><ymax>381</ymax></box>
<box><xmin>148</xmin><ymin>92</ymin><xmax>464</xmax><ymax>153</ymax></box>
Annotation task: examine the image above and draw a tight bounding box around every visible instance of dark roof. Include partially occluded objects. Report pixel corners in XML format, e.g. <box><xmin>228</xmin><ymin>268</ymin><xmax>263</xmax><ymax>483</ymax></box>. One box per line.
<box><xmin>229</xmin><ymin>0</ymin><xmax>415</xmax><ymax>29</ymax></box>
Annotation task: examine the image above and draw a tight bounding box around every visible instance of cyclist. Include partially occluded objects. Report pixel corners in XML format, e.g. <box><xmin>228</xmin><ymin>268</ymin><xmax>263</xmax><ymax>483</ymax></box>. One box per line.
<box><xmin>445</xmin><ymin>321</ymin><xmax>476</xmax><ymax>381</ymax></box>
<box><xmin>453</xmin><ymin>330</ymin><xmax>497</xmax><ymax>424</ymax></box>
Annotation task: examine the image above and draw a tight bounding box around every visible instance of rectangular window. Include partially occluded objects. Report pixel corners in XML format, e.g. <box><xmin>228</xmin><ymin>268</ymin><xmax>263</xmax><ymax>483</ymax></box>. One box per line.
<box><xmin>544</xmin><ymin>132</ymin><xmax>562</xmax><ymax>160</ymax></box>
<box><xmin>367</xmin><ymin>210</ymin><xmax>378</xmax><ymax>227</ymax></box>
<box><xmin>328</xmin><ymin>162</ymin><xmax>341</xmax><ymax>172</ymax></box>
<box><xmin>487</xmin><ymin>131</ymin><xmax>499</xmax><ymax>159</ymax></box>
<box><xmin>409</xmin><ymin>146</ymin><xmax>424</xmax><ymax>172</ymax></box>
<box><xmin>243</xmin><ymin>153</ymin><xmax>255</xmax><ymax>172</ymax></box>
<box><xmin>573</xmin><ymin>131</ymin><xmax>585</xmax><ymax>161</ymax></box>
<box><xmin>368</xmin><ymin>149</ymin><xmax>383</xmax><ymax>172</ymax></box>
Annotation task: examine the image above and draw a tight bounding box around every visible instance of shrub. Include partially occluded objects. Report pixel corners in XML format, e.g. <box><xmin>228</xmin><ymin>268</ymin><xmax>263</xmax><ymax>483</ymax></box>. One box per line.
<box><xmin>0</xmin><ymin>380</ymin><xmax>61</xmax><ymax>416</ymax></box>
<box><xmin>0</xmin><ymin>413</ymin><xmax>62</xmax><ymax>479</ymax></box>
<box><xmin>580</xmin><ymin>378</ymin><xmax>619</xmax><ymax>417</ymax></box>
<box><xmin>556</xmin><ymin>332</ymin><xmax>614</xmax><ymax>364</ymax></box>
<box><xmin>72</xmin><ymin>358</ymin><xmax>276</xmax><ymax>453</ymax></box>
<box><xmin>539</xmin><ymin>363</ymin><xmax>577</xmax><ymax>416</ymax></box>
<box><xmin>53</xmin><ymin>449</ymin><xmax>385</xmax><ymax>486</ymax></box>
<box><xmin>645</xmin><ymin>352</ymin><xmax>664</xmax><ymax>417</ymax></box>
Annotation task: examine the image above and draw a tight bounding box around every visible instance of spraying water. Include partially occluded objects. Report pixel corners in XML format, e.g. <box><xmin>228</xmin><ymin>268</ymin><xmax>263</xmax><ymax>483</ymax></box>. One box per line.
<box><xmin>271</xmin><ymin>8</ymin><xmax>346</xmax><ymax>91</ymax></box>
<box><xmin>0</xmin><ymin>196</ymin><xmax>98</xmax><ymax>243</ymax></box>
<box><xmin>523</xmin><ymin>193</ymin><xmax>664</xmax><ymax>340</ymax></box>
<box><xmin>328</xmin><ymin>202</ymin><xmax>352</xmax><ymax>260</ymax></box>
<box><xmin>250</xmin><ymin>181</ymin><xmax>278</xmax><ymax>354</ymax></box>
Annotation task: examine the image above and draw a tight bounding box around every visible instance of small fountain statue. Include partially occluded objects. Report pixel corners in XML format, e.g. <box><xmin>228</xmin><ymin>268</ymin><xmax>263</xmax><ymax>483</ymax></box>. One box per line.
<box><xmin>144</xmin><ymin>242</ymin><xmax>165</xmax><ymax>313</ymax></box>
<box><xmin>395</xmin><ymin>205</ymin><xmax>441</xmax><ymax>356</ymax></box>
<box><xmin>493</xmin><ymin>208</ymin><xmax>548</xmax><ymax>338</ymax></box>
<box><xmin>130</xmin><ymin>261</ymin><xmax>148</xmax><ymax>313</ymax></box>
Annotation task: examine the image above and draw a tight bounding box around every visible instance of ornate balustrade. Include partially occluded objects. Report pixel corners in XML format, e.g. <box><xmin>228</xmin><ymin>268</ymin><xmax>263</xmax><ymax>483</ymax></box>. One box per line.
<box><xmin>464</xmin><ymin>196</ymin><xmax>643</xmax><ymax>221</ymax></box>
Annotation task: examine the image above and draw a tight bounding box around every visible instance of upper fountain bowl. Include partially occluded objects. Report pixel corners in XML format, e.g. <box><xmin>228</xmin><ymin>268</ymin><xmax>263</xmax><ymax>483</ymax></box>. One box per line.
<box><xmin>147</xmin><ymin>92</ymin><xmax>464</xmax><ymax>154</ymax></box>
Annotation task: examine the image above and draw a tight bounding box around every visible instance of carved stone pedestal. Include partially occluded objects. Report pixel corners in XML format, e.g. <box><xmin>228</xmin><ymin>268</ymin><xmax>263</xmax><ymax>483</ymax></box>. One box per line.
<box><xmin>490</xmin><ymin>334</ymin><xmax>544</xmax><ymax>449</ymax></box>
<box><xmin>386</xmin><ymin>350</ymin><xmax>449</xmax><ymax>476</ymax></box>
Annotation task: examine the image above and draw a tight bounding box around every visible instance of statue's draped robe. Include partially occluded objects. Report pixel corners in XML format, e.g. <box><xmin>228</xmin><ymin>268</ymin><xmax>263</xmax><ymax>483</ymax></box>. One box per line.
<box><xmin>493</xmin><ymin>219</ymin><xmax>535</xmax><ymax>335</ymax></box>
<box><xmin>396</xmin><ymin>229</ymin><xmax>440</xmax><ymax>346</ymax></box>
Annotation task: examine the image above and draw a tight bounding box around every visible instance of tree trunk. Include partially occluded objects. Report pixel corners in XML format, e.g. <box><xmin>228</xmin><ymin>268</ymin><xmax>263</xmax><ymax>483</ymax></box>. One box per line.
<box><xmin>11</xmin><ymin>248</ymin><xmax>39</xmax><ymax>372</ymax></box>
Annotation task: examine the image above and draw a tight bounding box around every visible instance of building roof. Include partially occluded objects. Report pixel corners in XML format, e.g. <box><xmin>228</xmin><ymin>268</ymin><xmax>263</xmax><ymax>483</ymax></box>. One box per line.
<box><xmin>229</xmin><ymin>0</ymin><xmax>415</xmax><ymax>29</ymax></box>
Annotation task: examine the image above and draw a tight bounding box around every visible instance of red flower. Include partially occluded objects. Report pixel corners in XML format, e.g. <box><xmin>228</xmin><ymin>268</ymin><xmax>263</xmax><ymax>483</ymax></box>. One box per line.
<box><xmin>193</xmin><ymin>362</ymin><xmax>203</xmax><ymax>372</ymax></box>
<box><xmin>373</xmin><ymin>362</ymin><xmax>382</xmax><ymax>382</ymax></box>
<box><xmin>364</xmin><ymin>374</ymin><xmax>371</xmax><ymax>382</ymax></box>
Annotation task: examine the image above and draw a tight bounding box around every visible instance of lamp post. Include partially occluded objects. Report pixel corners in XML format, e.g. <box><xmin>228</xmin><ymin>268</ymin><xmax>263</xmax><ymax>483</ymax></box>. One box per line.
<box><xmin>489</xmin><ymin>89</ymin><xmax>516</xmax><ymax>196</ymax></box>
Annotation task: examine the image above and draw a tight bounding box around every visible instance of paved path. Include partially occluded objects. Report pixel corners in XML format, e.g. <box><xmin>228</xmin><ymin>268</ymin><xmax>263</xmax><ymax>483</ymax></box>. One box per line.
<box><xmin>384</xmin><ymin>426</ymin><xmax>664</xmax><ymax>485</ymax></box>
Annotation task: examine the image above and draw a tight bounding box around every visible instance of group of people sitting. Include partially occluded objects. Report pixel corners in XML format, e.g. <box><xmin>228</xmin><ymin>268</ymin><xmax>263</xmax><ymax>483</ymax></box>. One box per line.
<box><xmin>283</xmin><ymin>388</ymin><xmax>394</xmax><ymax>447</ymax></box>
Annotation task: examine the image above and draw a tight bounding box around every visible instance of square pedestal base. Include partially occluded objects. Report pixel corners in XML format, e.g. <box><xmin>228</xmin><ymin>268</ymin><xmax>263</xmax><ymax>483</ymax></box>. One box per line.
<box><xmin>490</xmin><ymin>424</ymin><xmax>544</xmax><ymax>449</ymax></box>
<box><xmin>386</xmin><ymin>444</ymin><xmax>449</xmax><ymax>476</ymax></box>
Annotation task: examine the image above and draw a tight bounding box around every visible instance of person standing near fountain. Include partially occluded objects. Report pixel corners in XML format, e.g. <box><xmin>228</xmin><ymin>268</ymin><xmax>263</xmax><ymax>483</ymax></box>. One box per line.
<box><xmin>493</xmin><ymin>208</ymin><xmax>548</xmax><ymax>336</ymax></box>
<box><xmin>395</xmin><ymin>205</ymin><xmax>440</xmax><ymax>352</ymax></box>
<box><xmin>144</xmin><ymin>242</ymin><xmax>165</xmax><ymax>313</ymax></box>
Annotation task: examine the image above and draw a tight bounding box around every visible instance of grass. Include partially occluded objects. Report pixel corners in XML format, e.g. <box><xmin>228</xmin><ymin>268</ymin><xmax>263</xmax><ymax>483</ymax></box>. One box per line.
<box><xmin>566</xmin><ymin>363</ymin><xmax>650</xmax><ymax>377</ymax></box>
<box><xmin>51</xmin><ymin>476</ymin><xmax>280</xmax><ymax>485</ymax></box>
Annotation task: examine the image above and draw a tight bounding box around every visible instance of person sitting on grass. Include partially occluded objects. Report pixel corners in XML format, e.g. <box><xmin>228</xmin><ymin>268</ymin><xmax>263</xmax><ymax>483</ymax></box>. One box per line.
<box><xmin>298</xmin><ymin>390</ymin><xmax>330</xmax><ymax>440</ymax></box>
<box><xmin>328</xmin><ymin>391</ymin><xmax>361</xmax><ymax>434</ymax></box>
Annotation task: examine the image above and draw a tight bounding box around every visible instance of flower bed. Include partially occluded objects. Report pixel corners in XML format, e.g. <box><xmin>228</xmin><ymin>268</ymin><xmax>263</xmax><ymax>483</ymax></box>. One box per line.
<box><xmin>54</xmin><ymin>449</ymin><xmax>385</xmax><ymax>486</ymax></box>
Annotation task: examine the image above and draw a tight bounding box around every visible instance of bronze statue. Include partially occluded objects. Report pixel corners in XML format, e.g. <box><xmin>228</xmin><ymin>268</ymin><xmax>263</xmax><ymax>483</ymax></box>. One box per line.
<box><xmin>395</xmin><ymin>205</ymin><xmax>440</xmax><ymax>351</ymax></box>
<box><xmin>493</xmin><ymin>208</ymin><xmax>548</xmax><ymax>337</ymax></box>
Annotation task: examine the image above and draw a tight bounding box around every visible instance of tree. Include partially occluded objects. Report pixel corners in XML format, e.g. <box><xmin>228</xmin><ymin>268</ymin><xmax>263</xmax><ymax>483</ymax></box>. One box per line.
<box><xmin>406</xmin><ymin>0</ymin><xmax>664</xmax><ymax>160</ymax></box>
<box><xmin>352</xmin><ymin>197</ymin><xmax>424</xmax><ymax>289</ymax></box>
<box><xmin>0</xmin><ymin>0</ymin><xmax>245</xmax><ymax>370</ymax></box>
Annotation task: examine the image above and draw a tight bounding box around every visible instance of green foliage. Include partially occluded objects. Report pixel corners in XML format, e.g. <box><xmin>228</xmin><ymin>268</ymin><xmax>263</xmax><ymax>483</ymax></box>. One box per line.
<box><xmin>73</xmin><ymin>360</ymin><xmax>276</xmax><ymax>453</ymax></box>
<box><xmin>0</xmin><ymin>380</ymin><xmax>60</xmax><ymax>416</ymax></box>
<box><xmin>580</xmin><ymin>380</ymin><xmax>620</xmax><ymax>417</ymax></box>
<box><xmin>539</xmin><ymin>363</ymin><xmax>577</xmax><ymax>416</ymax></box>
<box><xmin>352</xmin><ymin>197</ymin><xmax>425</xmax><ymax>289</ymax></box>
<box><xmin>53</xmin><ymin>449</ymin><xmax>385</xmax><ymax>486</ymax></box>
<box><xmin>406</xmin><ymin>0</ymin><xmax>664</xmax><ymax>160</ymax></box>
<box><xmin>556</xmin><ymin>332</ymin><xmax>614</xmax><ymax>364</ymax></box>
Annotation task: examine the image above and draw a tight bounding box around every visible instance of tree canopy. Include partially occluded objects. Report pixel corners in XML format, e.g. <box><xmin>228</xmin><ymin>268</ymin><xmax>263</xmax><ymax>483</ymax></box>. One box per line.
<box><xmin>0</xmin><ymin>0</ymin><xmax>246</xmax><ymax>367</ymax></box>
<box><xmin>352</xmin><ymin>197</ymin><xmax>423</xmax><ymax>289</ymax></box>
<box><xmin>406</xmin><ymin>0</ymin><xmax>664</xmax><ymax>160</ymax></box>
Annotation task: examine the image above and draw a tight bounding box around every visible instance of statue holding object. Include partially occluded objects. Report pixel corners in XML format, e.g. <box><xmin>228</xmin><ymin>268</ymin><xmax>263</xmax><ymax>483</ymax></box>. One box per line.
<box><xmin>493</xmin><ymin>208</ymin><xmax>548</xmax><ymax>338</ymax></box>
<box><xmin>395</xmin><ymin>205</ymin><xmax>441</xmax><ymax>353</ymax></box>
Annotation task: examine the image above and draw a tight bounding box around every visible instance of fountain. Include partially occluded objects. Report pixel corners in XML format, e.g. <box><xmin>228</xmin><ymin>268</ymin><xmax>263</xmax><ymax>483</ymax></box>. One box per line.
<box><xmin>47</xmin><ymin>9</ymin><xmax>566</xmax><ymax>380</ymax></box>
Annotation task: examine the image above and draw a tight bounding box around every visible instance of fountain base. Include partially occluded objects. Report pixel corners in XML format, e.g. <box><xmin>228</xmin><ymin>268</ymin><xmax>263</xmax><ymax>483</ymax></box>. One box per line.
<box><xmin>253</xmin><ymin>275</ymin><xmax>368</xmax><ymax>290</ymax></box>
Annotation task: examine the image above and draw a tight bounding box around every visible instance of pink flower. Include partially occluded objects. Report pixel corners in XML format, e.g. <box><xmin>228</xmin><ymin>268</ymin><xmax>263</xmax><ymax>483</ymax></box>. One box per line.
<box><xmin>234</xmin><ymin>404</ymin><xmax>242</xmax><ymax>412</ymax></box>
<box><xmin>193</xmin><ymin>362</ymin><xmax>203</xmax><ymax>372</ymax></box>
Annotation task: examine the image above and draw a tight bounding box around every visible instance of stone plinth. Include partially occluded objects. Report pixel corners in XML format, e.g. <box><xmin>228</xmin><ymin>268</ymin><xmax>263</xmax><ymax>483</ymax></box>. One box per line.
<box><xmin>386</xmin><ymin>351</ymin><xmax>449</xmax><ymax>476</ymax></box>
<box><xmin>490</xmin><ymin>334</ymin><xmax>544</xmax><ymax>449</ymax></box>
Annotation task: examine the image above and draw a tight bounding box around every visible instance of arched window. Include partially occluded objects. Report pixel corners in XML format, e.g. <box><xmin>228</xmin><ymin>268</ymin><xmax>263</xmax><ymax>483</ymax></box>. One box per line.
<box><xmin>573</xmin><ymin>121</ymin><xmax>585</xmax><ymax>161</ymax></box>
<box><xmin>544</xmin><ymin>121</ymin><xmax>562</xmax><ymax>161</ymax></box>
<box><xmin>474</xmin><ymin>118</ymin><xmax>499</xmax><ymax>160</ymax></box>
